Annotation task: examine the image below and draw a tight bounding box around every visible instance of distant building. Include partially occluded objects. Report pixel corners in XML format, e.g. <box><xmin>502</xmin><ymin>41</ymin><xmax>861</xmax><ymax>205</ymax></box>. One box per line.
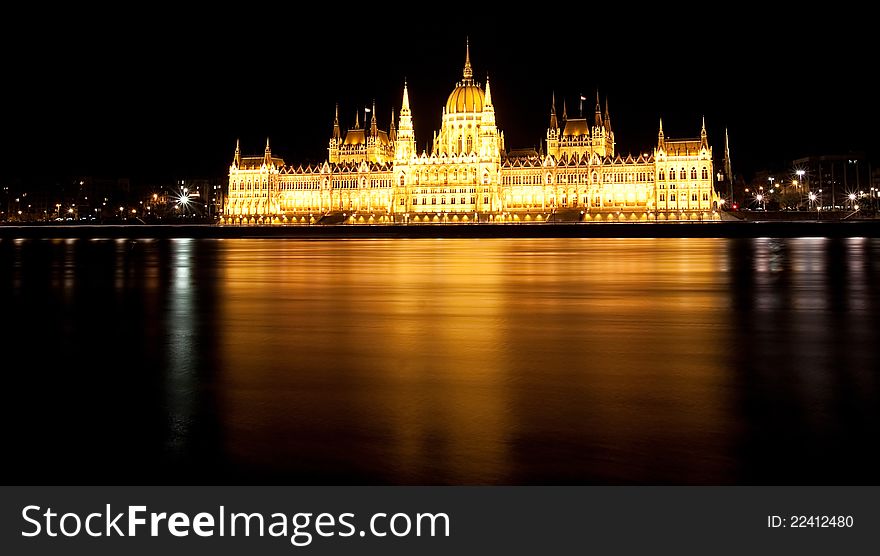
<box><xmin>792</xmin><ymin>153</ymin><xmax>867</xmax><ymax>209</ymax></box>
<box><xmin>226</xmin><ymin>43</ymin><xmax>720</xmax><ymax>223</ymax></box>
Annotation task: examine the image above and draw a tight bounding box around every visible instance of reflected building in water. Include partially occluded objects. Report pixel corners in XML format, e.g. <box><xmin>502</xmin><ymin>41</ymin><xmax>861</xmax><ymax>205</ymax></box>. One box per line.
<box><xmin>224</xmin><ymin>42</ymin><xmax>720</xmax><ymax>224</ymax></box>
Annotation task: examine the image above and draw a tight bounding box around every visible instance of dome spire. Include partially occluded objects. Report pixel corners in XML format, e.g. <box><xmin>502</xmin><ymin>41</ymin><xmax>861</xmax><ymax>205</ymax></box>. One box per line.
<box><xmin>463</xmin><ymin>37</ymin><xmax>473</xmax><ymax>82</ymax></box>
<box><xmin>484</xmin><ymin>74</ymin><xmax>492</xmax><ymax>106</ymax></box>
<box><xmin>233</xmin><ymin>138</ymin><xmax>240</xmax><ymax>167</ymax></box>
<box><xmin>402</xmin><ymin>79</ymin><xmax>410</xmax><ymax>112</ymax></box>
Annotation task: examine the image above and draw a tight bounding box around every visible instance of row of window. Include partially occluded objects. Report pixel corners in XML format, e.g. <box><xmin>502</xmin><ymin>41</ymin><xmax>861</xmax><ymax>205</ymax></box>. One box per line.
<box><xmin>413</xmin><ymin>188</ymin><xmax>477</xmax><ymax>194</ymax></box>
<box><xmin>403</xmin><ymin>196</ymin><xmax>481</xmax><ymax>206</ymax></box>
<box><xmin>658</xmin><ymin>168</ymin><xmax>709</xmax><ymax>180</ymax></box>
<box><xmin>658</xmin><ymin>193</ymin><xmax>710</xmax><ymax>202</ymax></box>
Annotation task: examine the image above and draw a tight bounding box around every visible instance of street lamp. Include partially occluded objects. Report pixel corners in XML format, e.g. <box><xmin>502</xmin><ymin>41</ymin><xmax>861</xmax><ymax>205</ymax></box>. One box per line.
<box><xmin>848</xmin><ymin>193</ymin><xmax>856</xmax><ymax>210</ymax></box>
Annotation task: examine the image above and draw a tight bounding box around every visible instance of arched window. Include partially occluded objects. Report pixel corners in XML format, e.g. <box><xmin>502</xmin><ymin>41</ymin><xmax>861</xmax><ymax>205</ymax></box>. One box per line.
<box><xmin>466</xmin><ymin>136</ymin><xmax>473</xmax><ymax>153</ymax></box>
<box><xmin>457</xmin><ymin>136</ymin><xmax>463</xmax><ymax>153</ymax></box>
<box><xmin>399</xmin><ymin>174</ymin><xmax>405</xmax><ymax>186</ymax></box>
<box><xmin>431</xmin><ymin>197</ymin><xmax>436</xmax><ymax>205</ymax></box>
<box><xmin>483</xmin><ymin>172</ymin><xmax>490</xmax><ymax>185</ymax></box>
<box><xmin>680</xmin><ymin>168</ymin><xmax>686</xmax><ymax>180</ymax></box>
<box><xmin>690</xmin><ymin>167</ymin><xmax>697</xmax><ymax>180</ymax></box>
<box><xmin>702</xmin><ymin>167</ymin><xmax>708</xmax><ymax>180</ymax></box>
<box><xmin>441</xmin><ymin>196</ymin><xmax>446</xmax><ymax>204</ymax></box>
<box><xmin>691</xmin><ymin>193</ymin><xmax>697</xmax><ymax>202</ymax></box>
<box><xmin>659</xmin><ymin>170</ymin><xmax>665</xmax><ymax>180</ymax></box>
<box><xmin>670</xmin><ymin>194</ymin><xmax>676</xmax><ymax>201</ymax></box>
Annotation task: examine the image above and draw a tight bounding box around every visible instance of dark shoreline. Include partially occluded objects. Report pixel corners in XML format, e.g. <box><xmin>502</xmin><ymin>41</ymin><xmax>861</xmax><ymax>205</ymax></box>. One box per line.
<box><xmin>2</xmin><ymin>221</ymin><xmax>880</xmax><ymax>239</ymax></box>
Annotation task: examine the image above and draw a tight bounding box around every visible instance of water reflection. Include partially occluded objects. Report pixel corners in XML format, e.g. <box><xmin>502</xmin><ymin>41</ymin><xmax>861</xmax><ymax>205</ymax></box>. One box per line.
<box><xmin>2</xmin><ymin>237</ymin><xmax>879</xmax><ymax>484</ymax></box>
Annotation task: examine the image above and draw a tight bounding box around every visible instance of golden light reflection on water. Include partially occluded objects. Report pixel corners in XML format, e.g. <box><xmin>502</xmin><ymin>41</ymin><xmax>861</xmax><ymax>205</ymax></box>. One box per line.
<box><xmin>216</xmin><ymin>239</ymin><xmax>734</xmax><ymax>483</ymax></box>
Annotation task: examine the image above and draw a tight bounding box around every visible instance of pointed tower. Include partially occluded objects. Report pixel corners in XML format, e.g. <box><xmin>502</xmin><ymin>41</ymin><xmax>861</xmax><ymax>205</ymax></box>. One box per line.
<box><xmin>700</xmin><ymin>116</ymin><xmax>708</xmax><ymax>149</ymax></box>
<box><xmin>370</xmin><ymin>99</ymin><xmax>378</xmax><ymax>136</ymax></box>
<box><xmin>547</xmin><ymin>92</ymin><xmax>559</xmax><ymax>158</ymax></box>
<box><xmin>479</xmin><ymin>75</ymin><xmax>499</xmax><ymax>158</ymax></box>
<box><xmin>463</xmin><ymin>37</ymin><xmax>473</xmax><ymax>83</ymax></box>
<box><xmin>394</xmin><ymin>80</ymin><xmax>416</xmax><ymax>162</ymax></box>
<box><xmin>594</xmin><ymin>90</ymin><xmax>602</xmax><ymax>128</ymax></box>
<box><xmin>604</xmin><ymin>97</ymin><xmax>615</xmax><ymax>156</ymax></box>
<box><xmin>354</xmin><ymin>111</ymin><xmax>360</xmax><ymax>129</ymax></box>
<box><xmin>562</xmin><ymin>99</ymin><xmax>567</xmax><ymax>122</ymax></box>
<box><xmin>604</xmin><ymin>98</ymin><xmax>612</xmax><ymax>132</ymax></box>
<box><xmin>657</xmin><ymin>118</ymin><xmax>665</xmax><ymax>150</ymax></box>
<box><xmin>329</xmin><ymin>104</ymin><xmax>342</xmax><ymax>163</ymax></box>
<box><xmin>233</xmin><ymin>138</ymin><xmax>241</xmax><ymax>168</ymax></box>
<box><xmin>723</xmin><ymin>128</ymin><xmax>732</xmax><ymax>178</ymax></box>
<box><xmin>264</xmin><ymin>137</ymin><xmax>272</xmax><ymax>167</ymax></box>
<box><xmin>389</xmin><ymin>108</ymin><xmax>396</xmax><ymax>142</ymax></box>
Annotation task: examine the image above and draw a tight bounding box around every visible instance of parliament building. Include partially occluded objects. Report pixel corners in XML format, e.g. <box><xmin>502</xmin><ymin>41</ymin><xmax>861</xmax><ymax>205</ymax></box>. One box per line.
<box><xmin>224</xmin><ymin>43</ymin><xmax>720</xmax><ymax>224</ymax></box>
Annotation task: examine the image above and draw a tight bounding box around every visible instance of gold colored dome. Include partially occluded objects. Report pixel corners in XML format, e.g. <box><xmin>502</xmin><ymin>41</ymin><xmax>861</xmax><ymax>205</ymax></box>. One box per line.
<box><xmin>446</xmin><ymin>83</ymin><xmax>485</xmax><ymax>114</ymax></box>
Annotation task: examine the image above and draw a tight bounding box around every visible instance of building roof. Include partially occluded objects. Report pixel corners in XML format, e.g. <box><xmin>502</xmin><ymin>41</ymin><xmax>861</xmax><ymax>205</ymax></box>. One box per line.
<box><xmin>664</xmin><ymin>139</ymin><xmax>704</xmax><ymax>156</ymax></box>
<box><xmin>446</xmin><ymin>83</ymin><xmax>485</xmax><ymax>114</ymax></box>
<box><xmin>562</xmin><ymin>118</ymin><xmax>589</xmax><ymax>137</ymax></box>
<box><xmin>239</xmin><ymin>155</ymin><xmax>285</xmax><ymax>169</ymax></box>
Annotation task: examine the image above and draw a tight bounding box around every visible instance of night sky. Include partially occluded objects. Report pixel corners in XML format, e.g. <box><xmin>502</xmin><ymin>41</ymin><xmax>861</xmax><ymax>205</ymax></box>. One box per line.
<box><xmin>3</xmin><ymin>10</ymin><xmax>875</xmax><ymax>186</ymax></box>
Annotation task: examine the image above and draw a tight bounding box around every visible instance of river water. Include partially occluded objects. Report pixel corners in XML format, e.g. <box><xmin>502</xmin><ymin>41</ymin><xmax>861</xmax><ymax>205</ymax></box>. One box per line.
<box><xmin>2</xmin><ymin>237</ymin><xmax>878</xmax><ymax>484</ymax></box>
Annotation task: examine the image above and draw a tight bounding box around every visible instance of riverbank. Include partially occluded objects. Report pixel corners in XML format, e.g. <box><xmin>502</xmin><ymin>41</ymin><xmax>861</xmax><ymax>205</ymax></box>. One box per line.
<box><xmin>2</xmin><ymin>221</ymin><xmax>880</xmax><ymax>239</ymax></box>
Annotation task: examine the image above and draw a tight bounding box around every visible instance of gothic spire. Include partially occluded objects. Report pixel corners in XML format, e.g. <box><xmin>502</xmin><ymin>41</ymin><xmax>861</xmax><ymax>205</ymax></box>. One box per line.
<box><xmin>370</xmin><ymin>99</ymin><xmax>377</xmax><ymax>135</ymax></box>
<box><xmin>390</xmin><ymin>108</ymin><xmax>396</xmax><ymax>141</ymax></box>
<box><xmin>604</xmin><ymin>97</ymin><xmax>612</xmax><ymax>131</ymax></box>
<box><xmin>594</xmin><ymin>90</ymin><xmax>602</xmax><ymax>127</ymax></box>
<box><xmin>701</xmin><ymin>116</ymin><xmax>708</xmax><ymax>148</ymax></box>
<box><xmin>332</xmin><ymin>103</ymin><xmax>341</xmax><ymax>140</ymax></box>
<box><xmin>550</xmin><ymin>91</ymin><xmax>558</xmax><ymax>130</ymax></box>
<box><xmin>401</xmin><ymin>80</ymin><xmax>410</xmax><ymax>113</ymax></box>
<box><xmin>463</xmin><ymin>37</ymin><xmax>473</xmax><ymax>82</ymax></box>
<box><xmin>264</xmin><ymin>137</ymin><xmax>271</xmax><ymax>165</ymax></box>
<box><xmin>233</xmin><ymin>138</ymin><xmax>240</xmax><ymax>167</ymax></box>
<box><xmin>658</xmin><ymin>118</ymin><xmax>665</xmax><ymax>149</ymax></box>
<box><xmin>484</xmin><ymin>75</ymin><xmax>492</xmax><ymax>106</ymax></box>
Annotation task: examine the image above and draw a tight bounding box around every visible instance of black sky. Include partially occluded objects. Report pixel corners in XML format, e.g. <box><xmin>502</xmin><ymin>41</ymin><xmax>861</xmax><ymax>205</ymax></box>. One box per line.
<box><xmin>3</xmin><ymin>9</ymin><xmax>876</xmax><ymax>185</ymax></box>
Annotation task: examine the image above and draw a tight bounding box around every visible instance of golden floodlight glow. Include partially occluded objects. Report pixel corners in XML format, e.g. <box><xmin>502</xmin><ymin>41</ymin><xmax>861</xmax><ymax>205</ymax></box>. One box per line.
<box><xmin>224</xmin><ymin>42</ymin><xmax>720</xmax><ymax>224</ymax></box>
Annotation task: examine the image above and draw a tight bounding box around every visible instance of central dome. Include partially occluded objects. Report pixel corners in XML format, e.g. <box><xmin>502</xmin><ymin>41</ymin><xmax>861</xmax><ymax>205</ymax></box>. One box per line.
<box><xmin>446</xmin><ymin>83</ymin><xmax>485</xmax><ymax>114</ymax></box>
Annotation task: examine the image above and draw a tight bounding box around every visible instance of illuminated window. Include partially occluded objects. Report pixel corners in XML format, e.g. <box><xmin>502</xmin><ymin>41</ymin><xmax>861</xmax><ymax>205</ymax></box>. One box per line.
<box><xmin>680</xmin><ymin>169</ymin><xmax>686</xmax><ymax>180</ymax></box>
<box><xmin>451</xmin><ymin>197</ymin><xmax>456</xmax><ymax>204</ymax></box>
<box><xmin>432</xmin><ymin>197</ymin><xmax>436</xmax><ymax>205</ymax></box>
<box><xmin>691</xmin><ymin>167</ymin><xmax>697</xmax><ymax>180</ymax></box>
<box><xmin>422</xmin><ymin>198</ymin><xmax>427</xmax><ymax>205</ymax></box>
<box><xmin>691</xmin><ymin>193</ymin><xmax>697</xmax><ymax>201</ymax></box>
<box><xmin>703</xmin><ymin>193</ymin><xmax>709</xmax><ymax>201</ymax></box>
<box><xmin>659</xmin><ymin>170</ymin><xmax>665</xmax><ymax>180</ymax></box>
<box><xmin>702</xmin><ymin>167</ymin><xmax>709</xmax><ymax>180</ymax></box>
<box><xmin>399</xmin><ymin>174</ymin><xmax>405</xmax><ymax>186</ymax></box>
<box><xmin>400</xmin><ymin>198</ymin><xmax>405</xmax><ymax>205</ymax></box>
<box><xmin>660</xmin><ymin>194</ymin><xmax>665</xmax><ymax>201</ymax></box>
<box><xmin>470</xmin><ymin>196</ymin><xmax>476</xmax><ymax>204</ymax></box>
<box><xmin>441</xmin><ymin>196</ymin><xmax>446</xmax><ymax>204</ymax></box>
<box><xmin>466</xmin><ymin>136</ymin><xmax>473</xmax><ymax>152</ymax></box>
<box><xmin>671</xmin><ymin>194</ymin><xmax>676</xmax><ymax>201</ymax></box>
<box><xmin>483</xmin><ymin>196</ymin><xmax>489</xmax><ymax>204</ymax></box>
<box><xmin>461</xmin><ymin>197</ymin><xmax>466</xmax><ymax>204</ymax></box>
<box><xmin>670</xmin><ymin>184</ymin><xmax>676</xmax><ymax>190</ymax></box>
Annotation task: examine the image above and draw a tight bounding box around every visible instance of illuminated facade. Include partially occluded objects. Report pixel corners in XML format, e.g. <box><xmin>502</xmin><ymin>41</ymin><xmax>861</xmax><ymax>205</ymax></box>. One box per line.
<box><xmin>224</xmin><ymin>44</ymin><xmax>719</xmax><ymax>224</ymax></box>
